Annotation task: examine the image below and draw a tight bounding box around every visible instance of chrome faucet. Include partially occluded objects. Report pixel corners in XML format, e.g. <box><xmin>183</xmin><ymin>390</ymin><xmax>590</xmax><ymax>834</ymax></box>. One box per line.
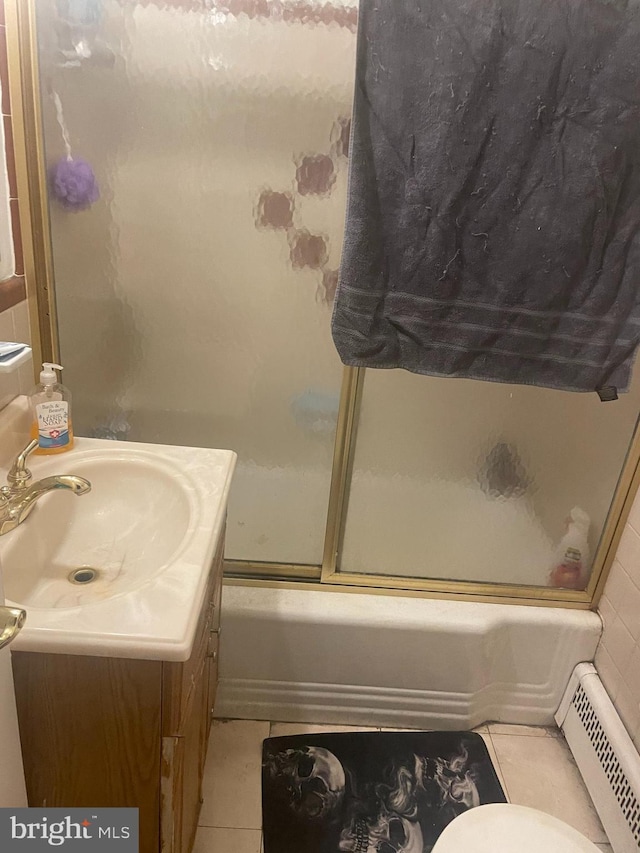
<box><xmin>0</xmin><ymin>439</ymin><xmax>91</xmax><ymax>536</ymax></box>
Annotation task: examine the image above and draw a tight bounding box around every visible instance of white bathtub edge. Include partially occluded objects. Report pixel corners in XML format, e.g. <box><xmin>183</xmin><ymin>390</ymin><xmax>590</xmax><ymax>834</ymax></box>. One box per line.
<box><xmin>216</xmin><ymin>585</ymin><xmax>602</xmax><ymax>728</ymax></box>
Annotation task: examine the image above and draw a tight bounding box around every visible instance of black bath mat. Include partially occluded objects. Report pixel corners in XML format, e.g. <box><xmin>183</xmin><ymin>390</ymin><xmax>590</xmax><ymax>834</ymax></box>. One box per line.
<box><xmin>262</xmin><ymin>730</ymin><xmax>507</xmax><ymax>853</ymax></box>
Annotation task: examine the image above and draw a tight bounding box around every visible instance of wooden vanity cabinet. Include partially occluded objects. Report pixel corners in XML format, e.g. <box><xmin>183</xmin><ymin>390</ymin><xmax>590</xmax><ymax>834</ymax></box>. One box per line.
<box><xmin>11</xmin><ymin>536</ymin><xmax>225</xmax><ymax>853</ymax></box>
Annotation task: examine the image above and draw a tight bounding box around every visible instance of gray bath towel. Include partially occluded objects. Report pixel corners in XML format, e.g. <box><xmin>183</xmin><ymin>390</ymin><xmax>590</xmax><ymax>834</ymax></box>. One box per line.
<box><xmin>331</xmin><ymin>0</ymin><xmax>640</xmax><ymax>394</ymax></box>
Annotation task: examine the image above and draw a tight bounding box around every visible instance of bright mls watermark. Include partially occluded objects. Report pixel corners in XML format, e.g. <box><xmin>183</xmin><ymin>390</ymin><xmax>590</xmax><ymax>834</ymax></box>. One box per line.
<box><xmin>0</xmin><ymin>808</ymin><xmax>138</xmax><ymax>851</ymax></box>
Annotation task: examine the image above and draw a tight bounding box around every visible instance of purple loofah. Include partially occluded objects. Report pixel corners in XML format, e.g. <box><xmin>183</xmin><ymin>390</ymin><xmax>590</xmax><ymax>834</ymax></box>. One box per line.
<box><xmin>50</xmin><ymin>157</ymin><xmax>99</xmax><ymax>211</ymax></box>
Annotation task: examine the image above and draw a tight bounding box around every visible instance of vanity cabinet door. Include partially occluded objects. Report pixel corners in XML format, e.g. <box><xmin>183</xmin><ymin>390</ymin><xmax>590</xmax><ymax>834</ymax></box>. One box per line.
<box><xmin>161</xmin><ymin>660</ymin><xmax>209</xmax><ymax>853</ymax></box>
<box><xmin>160</xmin><ymin>534</ymin><xmax>223</xmax><ymax>852</ymax></box>
<box><xmin>162</xmin><ymin>536</ymin><xmax>223</xmax><ymax>739</ymax></box>
<box><xmin>13</xmin><ymin>652</ymin><xmax>163</xmax><ymax>853</ymax></box>
<box><xmin>14</xmin><ymin>527</ymin><xmax>227</xmax><ymax>853</ymax></box>
<box><xmin>180</xmin><ymin>663</ymin><xmax>209</xmax><ymax>853</ymax></box>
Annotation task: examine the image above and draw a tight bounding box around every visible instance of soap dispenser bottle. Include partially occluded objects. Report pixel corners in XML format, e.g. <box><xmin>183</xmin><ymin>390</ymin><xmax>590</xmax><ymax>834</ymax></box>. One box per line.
<box><xmin>29</xmin><ymin>362</ymin><xmax>74</xmax><ymax>454</ymax></box>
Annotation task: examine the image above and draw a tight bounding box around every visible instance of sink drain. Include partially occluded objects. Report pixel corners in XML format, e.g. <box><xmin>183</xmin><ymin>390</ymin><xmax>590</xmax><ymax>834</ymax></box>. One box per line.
<box><xmin>68</xmin><ymin>567</ymin><xmax>100</xmax><ymax>585</ymax></box>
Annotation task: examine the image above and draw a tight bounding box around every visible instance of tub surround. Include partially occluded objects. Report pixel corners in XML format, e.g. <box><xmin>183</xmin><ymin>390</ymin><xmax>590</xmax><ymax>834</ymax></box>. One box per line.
<box><xmin>594</xmin><ymin>491</ymin><xmax>640</xmax><ymax>749</ymax></box>
<box><xmin>217</xmin><ymin>585</ymin><xmax>601</xmax><ymax>729</ymax></box>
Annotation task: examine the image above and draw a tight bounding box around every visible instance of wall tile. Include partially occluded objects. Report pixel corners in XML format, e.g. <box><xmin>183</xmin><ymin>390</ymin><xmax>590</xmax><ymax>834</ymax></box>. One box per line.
<box><xmin>0</xmin><ymin>276</ymin><xmax>25</xmax><ymax>312</ymax></box>
<box><xmin>9</xmin><ymin>199</ymin><xmax>22</xmax><ymax>275</ymax></box>
<box><xmin>11</xmin><ymin>299</ymin><xmax>30</xmax><ymax>344</ymax></box>
<box><xmin>598</xmin><ymin>594</ymin><xmax>615</xmax><ymax>633</ymax></box>
<box><xmin>596</xmin><ymin>488</ymin><xmax>640</xmax><ymax>744</ymax></box>
<box><xmin>594</xmin><ymin>645</ymin><xmax>622</xmax><ymax>702</ymax></box>
<box><xmin>603</xmin><ymin>562</ymin><xmax>640</xmax><ymax>639</ymax></box>
<box><xmin>0</xmin><ymin>25</ymin><xmax>9</xmax><ymax>115</ymax></box>
<box><xmin>3</xmin><ymin>114</ymin><xmax>16</xmax><ymax>197</ymax></box>
<box><xmin>616</xmin><ymin>576</ymin><xmax>640</xmax><ymax>641</ymax></box>
<box><xmin>0</xmin><ymin>303</ymin><xmax>31</xmax><ymax>410</ymax></box>
<box><xmin>17</xmin><ymin>362</ymin><xmax>33</xmax><ymax>395</ymax></box>
<box><xmin>626</xmin><ymin>492</ymin><xmax>640</xmax><ymax>537</ymax></box>
<box><xmin>0</xmin><ymin>302</ymin><xmax>13</xmax><ymax>339</ymax></box>
<box><xmin>0</xmin><ymin>365</ymin><xmax>19</xmax><ymax>410</ymax></box>
<box><xmin>0</xmin><ymin>303</ymin><xmax>17</xmax><ymax>413</ymax></box>
<box><xmin>605</xmin><ymin>560</ymin><xmax>633</xmax><ymax>614</ymax></box>
<box><xmin>601</xmin><ymin>616</ymin><xmax>634</xmax><ymax>674</ymax></box>
<box><xmin>625</xmin><ymin>643</ymin><xmax>640</xmax><ymax>707</ymax></box>
<box><xmin>613</xmin><ymin>681</ymin><xmax>640</xmax><ymax>738</ymax></box>
<box><xmin>616</xmin><ymin>525</ymin><xmax>640</xmax><ymax>590</ymax></box>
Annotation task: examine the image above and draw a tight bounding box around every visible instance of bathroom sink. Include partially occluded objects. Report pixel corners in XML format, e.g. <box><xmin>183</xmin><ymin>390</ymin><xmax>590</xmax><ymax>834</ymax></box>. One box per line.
<box><xmin>2</xmin><ymin>453</ymin><xmax>193</xmax><ymax>608</ymax></box>
<box><xmin>0</xmin><ymin>438</ymin><xmax>236</xmax><ymax>660</ymax></box>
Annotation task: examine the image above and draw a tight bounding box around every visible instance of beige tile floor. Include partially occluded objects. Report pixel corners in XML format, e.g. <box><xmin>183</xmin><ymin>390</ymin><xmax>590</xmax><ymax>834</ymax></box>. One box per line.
<box><xmin>194</xmin><ymin>719</ymin><xmax>612</xmax><ymax>853</ymax></box>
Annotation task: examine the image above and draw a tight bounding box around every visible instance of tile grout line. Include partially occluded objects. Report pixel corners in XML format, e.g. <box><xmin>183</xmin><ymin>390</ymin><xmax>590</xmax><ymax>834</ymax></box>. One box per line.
<box><xmin>486</xmin><ymin>730</ymin><xmax>511</xmax><ymax>802</ymax></box>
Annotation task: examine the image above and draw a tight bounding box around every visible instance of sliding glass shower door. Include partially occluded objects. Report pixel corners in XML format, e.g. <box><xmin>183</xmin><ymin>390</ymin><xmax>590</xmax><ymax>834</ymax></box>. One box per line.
<box><xmin>24</xmin><ymin>0</ymin><xmax>640</xmax><ymax>599</ymax></box>
<box><xmin>35</xmin><ymin>0</ymin><xmax>357</xmax><ymax>566</ymax></box>
<box><xmin>338</xmin><ymin>367</ymin><xmax>640</xmax><ymax>589</ymax></box>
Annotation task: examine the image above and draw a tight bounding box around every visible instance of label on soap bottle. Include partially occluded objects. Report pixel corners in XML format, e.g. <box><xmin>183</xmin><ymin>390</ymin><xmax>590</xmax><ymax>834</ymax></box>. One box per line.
<box><xmin>36</xmin><ymin>400</ymin><xmax>70</xmax><ymax>448</ymax></box>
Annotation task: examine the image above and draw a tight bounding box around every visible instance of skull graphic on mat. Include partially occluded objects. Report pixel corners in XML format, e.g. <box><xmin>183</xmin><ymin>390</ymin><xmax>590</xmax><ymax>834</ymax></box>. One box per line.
<box><xmin>266</xmin><ymin>746</ymin><xmax>346</xmax><ymax>819</ymax></box>
<box><xmin>339</xmin><ymin>805</ymin><xmax>424</xmax><ymax>853</ymax></box>
<box><xmin>414</xmin><ymin>744</ymin><xmax>480</xmax><ymax>810</ymax></box>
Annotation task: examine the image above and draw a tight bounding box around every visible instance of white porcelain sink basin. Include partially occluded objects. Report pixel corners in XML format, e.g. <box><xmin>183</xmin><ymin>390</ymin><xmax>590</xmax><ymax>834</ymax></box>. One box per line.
<box><xmin>3</xmin><ymin>452</ymin><xmax>193</xmax><ymax>608</ymax></box>
<box><xmin>0</xmin><ymin>437</ymin><xmax>236</xmax><ymax>660</ymax></box>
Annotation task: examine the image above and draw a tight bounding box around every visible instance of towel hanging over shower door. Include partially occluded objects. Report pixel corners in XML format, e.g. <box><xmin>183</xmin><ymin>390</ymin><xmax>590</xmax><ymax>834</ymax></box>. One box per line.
<box><xmin>331</xmin><ymin>0</ymin><xmax>640</xmax><ymax>395</ymax></box>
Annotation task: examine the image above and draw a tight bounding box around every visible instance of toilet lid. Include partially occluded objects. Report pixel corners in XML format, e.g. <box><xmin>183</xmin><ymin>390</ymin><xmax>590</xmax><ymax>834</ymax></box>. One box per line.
<box><xmin>432</xmin><ymin>803</ymin><xmax>601</xmax><ymax>852</ymax></box>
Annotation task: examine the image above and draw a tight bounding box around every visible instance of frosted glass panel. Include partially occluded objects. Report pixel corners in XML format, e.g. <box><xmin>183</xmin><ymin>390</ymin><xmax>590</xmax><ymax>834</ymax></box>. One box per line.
<box><xmin>34</xmin><ymin>0</ymin><xmax>640</xmax><ymax>590</ymax></box>
<box><xmin>340</xmin><ymin>368</ymin><xmax>640</xmax><ymax>588</ymax></box>
<box><xmin>36</xmin><ymin>0</ymin><xmax>356</xmax><ymax>564</ymax></box>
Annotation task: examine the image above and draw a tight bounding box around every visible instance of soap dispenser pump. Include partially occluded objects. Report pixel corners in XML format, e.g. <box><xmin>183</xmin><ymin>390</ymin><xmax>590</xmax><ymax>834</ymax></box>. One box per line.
<box><xmin>29</xmin><ymin>362</ymin><xmax>74</xmax><ymax>454</ymax></box>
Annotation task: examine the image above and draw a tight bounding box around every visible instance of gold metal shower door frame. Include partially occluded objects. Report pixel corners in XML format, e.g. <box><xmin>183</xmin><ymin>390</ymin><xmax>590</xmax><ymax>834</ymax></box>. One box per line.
<box><xmin>5</xmin><ymin>0</ymin><xmax>57</xmax><ymax>373</ymax></box>
<box><xmin>8</xmin><ymin>0</ymin><xmax>639</xmax><ymax>610</ymax></box>
<box><xmin>228</xmin><ymin>363</ymin><xmax>640</xmax><ymax>610</ymax></box>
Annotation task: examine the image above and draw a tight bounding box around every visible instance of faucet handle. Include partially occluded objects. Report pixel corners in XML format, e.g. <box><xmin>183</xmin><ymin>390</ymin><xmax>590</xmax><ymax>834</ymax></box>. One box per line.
<box><xmin>6</xmin><ymin>438</ymin><xmax>38</xmax><ymax>493</ymax></box>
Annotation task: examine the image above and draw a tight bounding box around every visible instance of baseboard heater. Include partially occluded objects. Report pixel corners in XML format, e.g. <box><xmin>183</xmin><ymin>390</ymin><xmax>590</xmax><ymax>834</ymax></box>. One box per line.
<box><xmin>555</xmin><ymin>663</ymin><xmax>640</xmax><ymax>853</ymax></box>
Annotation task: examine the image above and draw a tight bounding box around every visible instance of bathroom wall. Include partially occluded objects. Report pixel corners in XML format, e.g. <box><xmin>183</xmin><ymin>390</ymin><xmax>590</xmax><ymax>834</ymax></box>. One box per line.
<box><xmin>0</xmin><ymin>300</ymin><xmax>31</xmax><ymax>410</ymax></box>
<box><xmin>0</xmin><ymin>3</ymin><xmax>33</xmax><ymax>411</ymax></box>
<box><xmin>595</xmin><ymin>495</ymin><xmax>640</xmax><ymax>750</ymax></box>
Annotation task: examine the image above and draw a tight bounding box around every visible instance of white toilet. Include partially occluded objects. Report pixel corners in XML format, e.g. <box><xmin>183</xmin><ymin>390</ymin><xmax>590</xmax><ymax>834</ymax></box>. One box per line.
<box><xmin>432</xmin><ymin>803</ymin><xmax>601</xmax><ymax>852</ymax></box>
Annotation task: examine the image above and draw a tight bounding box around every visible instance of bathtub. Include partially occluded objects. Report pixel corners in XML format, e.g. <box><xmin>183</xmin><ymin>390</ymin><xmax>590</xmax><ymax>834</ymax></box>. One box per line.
<box><xmin>215</xmin><ymin>584</ymin><xmax>601</xmax><ymax>728</ymax></box>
